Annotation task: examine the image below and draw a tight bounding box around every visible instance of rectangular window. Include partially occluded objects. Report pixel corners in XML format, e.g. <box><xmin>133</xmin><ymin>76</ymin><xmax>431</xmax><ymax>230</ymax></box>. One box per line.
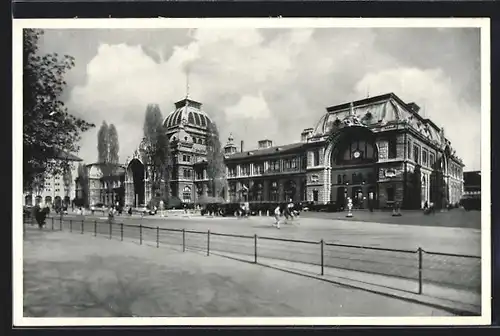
<box><xmin>387</xmin><ymin>187</ymin><xmax>395</xmax><ymax>202</ymax></box>
<box><xmin>413</xmin><ymin>145</ymin><xmax>420</xmax><ymax>164</ymax></box>
<box><xmin>388</xmin><ymin>137</ymin><xmax>397</xmax><ymax>159</ymax></box>
<box><xmin>313</xmin><ymin>190</ymin><xmax>319</xmax><ymax>202</ymax></box>
<box><xmin>186</xmin><ymin>155</ymin><xmax>191</xmax><ymax>163</ymax></box>
<box><xmin>269</xmin><ymin>160</ymin><xmax>280</xmax><ymax>172</ymax></box>
<box><xmin>429</xmin><ymin>153</ymin><xmax>435</xmax><ymax>167</ymax></box>
<box><xmin>422</xmin><ymin>150</ymin><xmax>428</xmax><ymax>166</ymax></box>
<box><xmin>302</xmin><ymin>155</ymin><xmax>307</xmax><ymax>170</ymax></box>
<box><xmin>196</xmin><ymin>170</ymin><xmax>204</xmax><ymax>180</ymax></box>
<box><xmin>254</xmin><ymin>163</ymin><xmax>264</xmax><ymax>174</ymax></box>
<box><xmin>408</xmin><ymin>141</ymin><xmax>412</xmax><ymax>159</ymax></box>
<box><xmin>228</xmin><ymin>166</ymin><xmax>237</xmax><ymax>177</ymax></box>
<box><xmin>313</xmin><ymin>150</ymin><xmax>320</xmax><ymax>166</ymax></box>
<box><xmin>182</xmin><ymin>155</ymin><xmax>186</xmax><ymax>162</ymax></box>
<box><xmin>241</xmin><ymin>164</ymin><xmax>250</xmax><ymax>176</ymax></box>
<box><xmin>183</xmin><ymin>169</ymin><xmax>191</xmax><ymax>179</ymax></box>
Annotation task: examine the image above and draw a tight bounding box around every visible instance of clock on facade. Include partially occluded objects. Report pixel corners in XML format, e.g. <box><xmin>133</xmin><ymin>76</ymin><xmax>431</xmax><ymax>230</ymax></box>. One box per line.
<box><xmin>353</xmin><ymin>150</ymin><xmax>361</xmax><ymax>159</ymax></box>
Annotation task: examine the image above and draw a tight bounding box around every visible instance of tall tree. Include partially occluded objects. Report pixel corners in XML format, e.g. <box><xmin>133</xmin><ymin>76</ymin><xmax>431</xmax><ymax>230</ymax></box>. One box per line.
<box><xmin>23</xmin><ymin>28</ymin><xmax>94</xmax><ymax>191</ymax></box>
<box><xmin>143</xmin><ymin>104</ymin><xmax>163</xmax><ymax>145</ymax></box>
<box><xmin>108</xmin><ymin>124</ymin><xmax>120</xmax><ymax>164</ymax></box>
<box><xmin>97</xmin><ymin>121</ymin><xmax>109</xmax><ymax>164</ymax></box>
<box><xmin>205</xmin><ymin>121</ymin><xmax>227</xmax><ymax>200</ymax></box>
<box><xmin>141</xmin><ymin>105</ymin><xmax>171</xmax><ymax>202</ymax></box>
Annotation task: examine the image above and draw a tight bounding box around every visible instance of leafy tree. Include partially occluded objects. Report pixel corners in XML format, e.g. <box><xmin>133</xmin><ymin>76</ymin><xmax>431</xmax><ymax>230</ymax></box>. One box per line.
<box><xmin>97</xmin><ymin>121</ymin><xmax>121</xmax><ymax>205</ymax></box>
<box><xmin>205</xmin><ymin>121</ymin><xmax>227</xmax><ymax>200</ymax></box>
<box><xmin>108</xmin><ymin>124</ymin><xmax>120</xmax><ymax>165</ymax></box>
<box><xmin>141</xmin><ymin>104</ymin><xmax>172</xmax><ymax>202</ymax></box>
<box><xmin>23</xmin><ymin>28</ymin><xmax>95</xmax><ymax>191</ymax></box>
<box><xmin>143</xmin><ymin>104</ymin><xmax>163</xmax><ymax>145</ymax></box>
<box><xmin>97</xmin><ymin>121</ymin><xmax>109</xmax><ymax>164</ymax></box>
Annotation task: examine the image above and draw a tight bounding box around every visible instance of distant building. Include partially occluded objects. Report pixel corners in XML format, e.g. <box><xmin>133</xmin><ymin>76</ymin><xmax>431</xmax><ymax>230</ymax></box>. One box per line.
<box><xmin>124</xmin><ymin>98</ymin><xmax>214</xmax><ymax>207</ymax></box>
<box><xmin>463</xmin><ymin>171</ymin><xmax>481</xmax><ymax>197</ymax></box>
<box><xmin>75</xmin><ymin>163</ymin><xmax>126</xmax><ymax>207</ymax></box>
<box><xmin>123</xmin><ymin>92</ymin><xmax>464</xmax><ymax>210</ymax></box>
<box><xmin>23</xmin><ymin>151</ymin><xmax>82</xmax><ymax>207</ymax></box>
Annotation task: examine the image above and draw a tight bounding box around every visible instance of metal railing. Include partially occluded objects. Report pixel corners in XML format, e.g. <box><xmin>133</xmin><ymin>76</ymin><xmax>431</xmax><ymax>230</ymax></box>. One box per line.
<box><xmin>24</xmin><ymin>215</ymin><xmax>481</xmax><ymax>295</ymax></box>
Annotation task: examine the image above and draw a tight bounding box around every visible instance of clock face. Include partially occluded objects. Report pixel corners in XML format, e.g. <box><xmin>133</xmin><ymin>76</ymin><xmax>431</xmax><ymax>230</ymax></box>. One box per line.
<box><xmin>353</xmin><ymin>151</ymin><xmax>361</xmax><ymax>159</ymax></box>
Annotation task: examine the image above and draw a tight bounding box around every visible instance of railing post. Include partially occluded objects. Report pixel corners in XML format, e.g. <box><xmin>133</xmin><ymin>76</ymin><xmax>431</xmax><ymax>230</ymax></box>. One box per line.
<box><xmin>207</xmin><ymin>230</ymin><xmax>210</xmax><ymax>256</ymax></box>
<box><xmin>109</xmin><ymin>222</ymin><xmax>112</xmax><ymax>240</ymax></box>
<box><xmin>70</xmin><ymin>219</ymin><xmax>73</xmax><ymax>233</ymax></box>
<box><xmin>81</xmin><ymin>219</ymin><xmax>84</xmax><ymax>234</ymax></box>
<box><xmin>140</xmin><ymin>224</ymin><xmax>143</xmax><ymax>245</ymax></box>
<box><xmin>321</xmin><ymin>239</ymin><xmax>324</xmax><ymax>276</ymax></box>
<box><xmin>182</xmin><ymin>229</ymin><xmax>186</xmax><ymax>252</ymax></box>
<box><xmin>156</xmin><ymin>227</ymin><xmax>159</xmax><ymax>248</ymax></box>
<box><xmin>254</xmin><ymin>234</ymin><xmax>258</xmax><ymax>263</ymax></box>
<box><xmin>418</xmin><ymin>247</ymin><xmax>423</xmax><ymax>294</ymax></box>
<box><xmin>94</xmin><ymin>220</ymin><xmax>97</xmax><ymax>237</ymax></box>
<box><xmin>120</xmin><ymin>223</ymin><xmax>124</xmax><ymax>241</ymax></box>
<box><xmin>51</xmin><ymin>217</ymin><xmax>54</xmax><ymax>230</ymax></box>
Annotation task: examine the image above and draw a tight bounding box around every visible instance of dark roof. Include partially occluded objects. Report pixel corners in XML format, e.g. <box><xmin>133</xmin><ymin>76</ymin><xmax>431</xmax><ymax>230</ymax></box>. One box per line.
<box><xmin>53</xmin><ymin>151</ymin><xmax>83</xmax><ymax>162</ymax></box>
<box><xmin>225</xmin><ymin>142</ymin><xmax>306</xmax><ymax>161</ymax></box>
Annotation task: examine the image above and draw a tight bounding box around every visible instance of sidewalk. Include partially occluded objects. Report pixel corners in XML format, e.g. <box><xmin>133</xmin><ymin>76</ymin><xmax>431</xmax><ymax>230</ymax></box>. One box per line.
<box><xmin>209</xmin><ymin>250</ymin><xmax>481</xmax><ymax>316</ymax></box>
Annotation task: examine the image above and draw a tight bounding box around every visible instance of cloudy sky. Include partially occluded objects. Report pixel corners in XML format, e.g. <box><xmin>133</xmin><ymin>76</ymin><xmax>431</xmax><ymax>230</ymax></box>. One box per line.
<box><xmin>36</xmin><ymin>26</ymin><xmax>482</xmax><ymax>170</ymax></box>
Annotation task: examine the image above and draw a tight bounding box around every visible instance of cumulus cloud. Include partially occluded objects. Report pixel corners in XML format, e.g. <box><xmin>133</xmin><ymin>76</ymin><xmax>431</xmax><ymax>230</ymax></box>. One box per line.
<box><xmin>355</xmin><ymin>67</ymin><xmax>481</xmax><ymax>170</ymax></box>
<box><xmin>50</xmin><ymin>27</ymin><xmax>481</xmax><ymax>170</ymax></box>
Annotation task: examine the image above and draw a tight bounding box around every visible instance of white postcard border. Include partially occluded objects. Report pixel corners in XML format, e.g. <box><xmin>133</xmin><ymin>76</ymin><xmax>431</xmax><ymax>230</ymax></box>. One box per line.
<box><xmin>12</xmin><ymin>17</ymin><xmax>492</xmax><ymax>327</ymax></box>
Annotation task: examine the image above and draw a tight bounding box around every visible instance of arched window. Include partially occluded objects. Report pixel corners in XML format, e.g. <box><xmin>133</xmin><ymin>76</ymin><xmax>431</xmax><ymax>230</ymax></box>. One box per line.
<box><xmin>182</xmin><ymin>186</ymin><xmax>192</xmax><ymax>202</ymax></box>
<box><xmin>269</xmin><ymin>181</ymin><xmax>279</xmax><ymax>202</ymax></box>
<box><xmin>335</xmin><ymin>137</ymin><xmax>376</xmax><ymax>165</ymax></box>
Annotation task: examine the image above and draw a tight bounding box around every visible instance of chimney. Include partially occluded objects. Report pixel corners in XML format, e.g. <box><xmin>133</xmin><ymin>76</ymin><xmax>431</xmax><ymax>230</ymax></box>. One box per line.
<box><xmin>407</xmin><ymin>102</ymin><xmax>420</xmax><ymax>114</ymax></box>
<box><xmin>240</xmin><ymin>140</ymin><xmax>244</xmax><ymax>152</ymax></box>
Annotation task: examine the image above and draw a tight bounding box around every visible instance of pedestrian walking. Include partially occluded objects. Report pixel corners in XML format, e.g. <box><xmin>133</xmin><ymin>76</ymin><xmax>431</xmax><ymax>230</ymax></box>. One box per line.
<box><xmin>108</xmin><ymin>206</ymin><xmax>115</xmax><ymax>224</ymax></box>
<box><xmin>273</xmin><ymin>204</ymin><xmax>281</xmax><ymax>229</ymax></box>
<box><xmin>159</xmin><ymin>199</ymin><xmax>165</xmax><ymax>217</ymax></box>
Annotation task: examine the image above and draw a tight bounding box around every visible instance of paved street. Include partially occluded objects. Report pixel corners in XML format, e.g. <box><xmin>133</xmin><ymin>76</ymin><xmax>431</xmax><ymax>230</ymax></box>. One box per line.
<box><xmin>24</xmin><ymin>228</ymin><xmax>462</xmax><ymax>317</ymax></box>
<box><xmin>34</xmin><ymin>212</ymin><xmax>481</xmax><ymax>294</ymax></box>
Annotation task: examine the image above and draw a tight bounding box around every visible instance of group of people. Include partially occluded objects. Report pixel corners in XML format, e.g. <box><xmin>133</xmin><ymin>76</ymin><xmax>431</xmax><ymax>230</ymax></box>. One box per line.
<box><xmin>273</xmin><ymin>200</ymin><xmax>300</xmax><ymax>229</ymax></box>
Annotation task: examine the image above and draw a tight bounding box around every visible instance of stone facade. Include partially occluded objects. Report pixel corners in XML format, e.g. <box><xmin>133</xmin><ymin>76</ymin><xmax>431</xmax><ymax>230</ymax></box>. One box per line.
<box><xmin>121</xmin><ymin>92</ymin><xmax>464</xmax><ymax>210</ymax></box>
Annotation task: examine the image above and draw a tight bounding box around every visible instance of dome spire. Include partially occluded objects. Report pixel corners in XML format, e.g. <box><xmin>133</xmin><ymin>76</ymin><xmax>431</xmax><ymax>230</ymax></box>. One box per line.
<box><xmin>185</xmin><ymin>67</ymin><xmax>190</xmax><ymax>100</ymax></box>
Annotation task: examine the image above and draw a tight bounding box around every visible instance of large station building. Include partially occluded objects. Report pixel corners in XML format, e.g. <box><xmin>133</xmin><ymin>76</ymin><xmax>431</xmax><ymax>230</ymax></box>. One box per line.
<box><xmin>120</xmin><ymin>92</ymin><xmax>464</xmax><ymax>210</ymax></box>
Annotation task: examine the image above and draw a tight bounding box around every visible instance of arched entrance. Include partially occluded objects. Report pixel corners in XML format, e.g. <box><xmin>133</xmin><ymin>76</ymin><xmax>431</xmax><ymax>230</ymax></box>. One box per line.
<box><xmin>35</xmin><ymin>195</ymin><xmax>42</xmax><ymax>206</ymax></box>
<box><xmin>127</xmin><ymin>158</ymin><xmax>145</xmax><ymax>207</ymax></box>
<box><xmin>324</xmin><ymin>124</ymin><xmax>378</xmax><ymax>208</ymax></box>
<box><xmin>45</xmin><ymin>196</ymin><xmax>52</xmax><ymax>206</ymax></box>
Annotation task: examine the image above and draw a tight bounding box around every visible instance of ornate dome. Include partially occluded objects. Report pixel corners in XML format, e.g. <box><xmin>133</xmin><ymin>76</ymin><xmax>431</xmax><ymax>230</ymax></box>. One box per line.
<box><xmin>170</xmin><ymin>126</ymin><xmax>193</xmax><ymax>144</ymax></box>
<box><xmin>163</xmin><ymin>97</ymin><xmax>213</xmax><ymax>130</ymax></box>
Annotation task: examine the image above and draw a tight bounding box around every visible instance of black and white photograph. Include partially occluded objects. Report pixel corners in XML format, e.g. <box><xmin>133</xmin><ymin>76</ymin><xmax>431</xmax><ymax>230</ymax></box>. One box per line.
<box><xmin>13</xmin><ymin>18</ymin><xmax>490</xmax><ymax>326</ymax></box>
